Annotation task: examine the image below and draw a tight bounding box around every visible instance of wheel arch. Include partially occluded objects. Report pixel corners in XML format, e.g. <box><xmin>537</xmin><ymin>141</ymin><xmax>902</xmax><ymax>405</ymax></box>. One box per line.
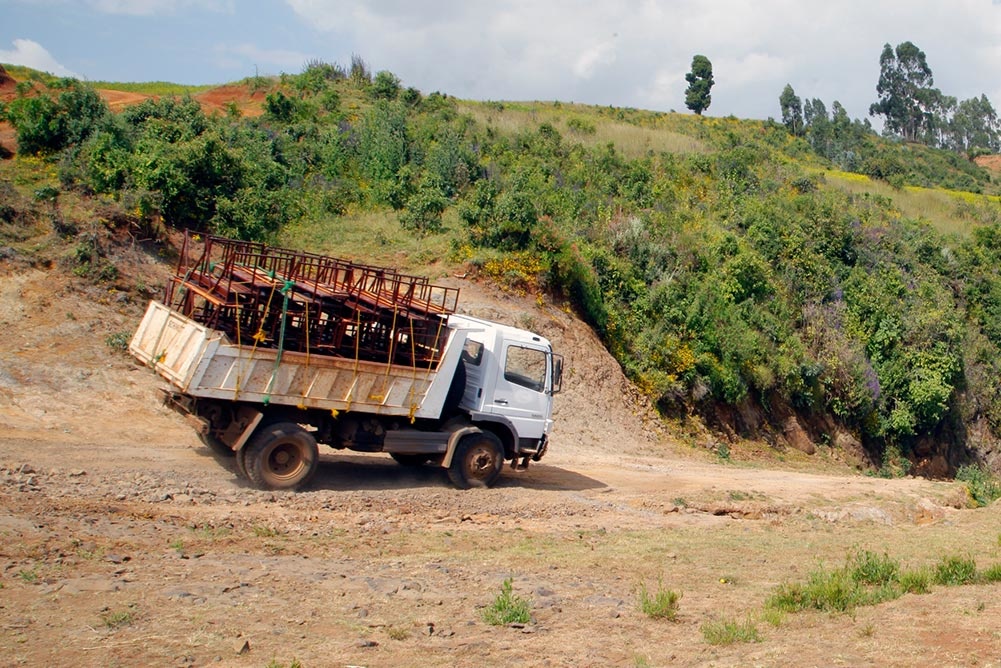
<box><xmin>441</xmin><ymin>414</ymin><xmax>516</xmax><ymax>467</ymax></box>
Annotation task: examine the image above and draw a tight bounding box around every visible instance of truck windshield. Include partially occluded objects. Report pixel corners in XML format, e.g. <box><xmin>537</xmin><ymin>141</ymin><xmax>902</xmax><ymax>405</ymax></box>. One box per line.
<box><xmin>504</xmin><ymin>345</ymin><xmax>547</xmax><ymax>393</ymax></box>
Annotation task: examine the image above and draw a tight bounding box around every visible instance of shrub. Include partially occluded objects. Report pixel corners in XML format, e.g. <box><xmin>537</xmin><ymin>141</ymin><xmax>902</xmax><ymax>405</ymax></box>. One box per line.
<box><xmin>956</xmin><ymin>464</ymin><xmax>1001</xmax><ymax>508</ymax></box>
<box><xmin>934</xmin><ymin>555</ymin><xmax>978</xmax><ymax>586</ymax></box>
<box><xmin>370</xmin><ymin>70</ymin><xmax>402</xmax><ymax>101</ymax></box>
<box><xmin>898</xmin><ymin>568</ymin><xmax>932</xmax><ymax>594</ymax></box>
<box><xmin>399</xmin><ymin>184</ymin><xmax>449</xmax><ymax>235</ymax></box>
<box><xmin>767</xmin><ymin>568</ymin><xmax>861</xmax><ymax>613</ymax></box>
<box><xmin>7</xmin><ymin>81</ymin><xmax>109</xmax><ymax>155</ymax></box>
<box><xmin>849</xmin><ymin>549</ymin><xmax>899</xmax><ymax>586</ymax></box>
<box><xmin>105</xmin><ymin>332</ymin><xmax>131</xmax><ymax>351</ymax></box>
<box><xmin>264</xmin><ymin>91</ymin><xmax>297</xmax><ymax>122</ymax></box>
<box><xmin>768</xmin><ymin>550</ymin><xmax>904</xmax><ymax>614</ymax></box>
<box><xmin>981</xmin><ymin>563</ymin><xmax>1001</xmax><ymax>583</ymax></box>
<box><xmin>482</xmin><ymin>578</ymin><xmax>531</xmax><ymax>626</ymax></box>
<box><xmin>637</xmin><ymin>580</ymin><xmax>680</xmax><ymax>620</ymax></box>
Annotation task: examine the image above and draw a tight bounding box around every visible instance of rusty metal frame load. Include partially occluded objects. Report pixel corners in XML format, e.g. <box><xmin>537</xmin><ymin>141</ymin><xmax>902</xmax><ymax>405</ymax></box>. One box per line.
<box><xmin>164</xmin><ymin>232</ymin><xmax>459</xmax><ymax>368</ymax></box>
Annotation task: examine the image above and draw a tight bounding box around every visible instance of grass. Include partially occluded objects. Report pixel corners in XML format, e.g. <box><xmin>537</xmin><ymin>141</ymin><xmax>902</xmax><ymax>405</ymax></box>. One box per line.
<box><xmin>982</xmin><ymin>563</ymin><xmax>1001</xmax><ymax>583</ymax></box>
<box><xmin>87</xmin><ymin>80</ymin><xmax>216</xmax><ymax>96</ymax></box>
<box><xmin>265</xmin><ymin>660</ymin><xmax>303</xmax><ymax>668</ymax></box>
<box><xmin>105</xmin><ymin>331</ymin><xmax>131</xmax><ymax>351</ymax></box>
<box><xmin>823</xmin><ymin>169</ymin><xmax>1001</xmax><ymax>237</ymax></box>
<box><xmin>101</xmin><ymin>607</ymin><xmax>136</xmax><ymax>630</ymax></box>
<box><xmin>769</xmin><ymin>549</ymin><xmax>1000</xmax><ymax>616</ymax></box>
<box><xmin>482</xmin><ymin>577</ymin><xmax>532</xmax><ymax>626</ymax></box>
<box><xmin>768</xmin><ymin>550</ymin><xmax>904</xmax><ymax>614</ymax></box>
<box><xmin>278</xmin><ymin>209</ymin><xmax>459</xmax><ymax>276</ymax></box>
<box><xmin>933</xmin><ymin>555</ymin><xmax>978</xmax><ymax>586</ymax></box>
<box><xmin>637</xmin><ymin>579</ymin><xmax>681</xmax><ymax>620</ymax></box>
<box><xmin>955</xmin><ymin>464</ymin><xmax>1001</xmax><ymax>508</ymax></box>
<box><xmin>701</xmin><ymin>616</ymin><xmax>762</xmax><ymax>645</ymax></box>
<box><xmin>253</xmin><ymin>525</ymin><xmax>282</xmax><ymax>538</ymax></box>
<box><xmin>457</xmin><ymin>100</ymin><xmax>708</xmax><ymax>160</ymax></box>
<box><xmin>898</xmin><ymin>568</ymin><xmax>932</xmax><ymax>594</ymax></box>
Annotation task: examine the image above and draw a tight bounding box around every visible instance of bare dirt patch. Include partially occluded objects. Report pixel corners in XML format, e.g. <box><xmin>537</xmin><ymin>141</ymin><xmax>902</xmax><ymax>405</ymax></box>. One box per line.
<box><xmin>0</xmin><ymin>249</ymin><xmax>999</xmax><ymax>667</ymax></box>
<box><xmin>97</xmin><ymin>89</ymin><xmax>154</xmax><ymax>112</ymax></box>
<box><xmin>196</xmin><ymin>84</ymin><xmax>266</xmax><ymax>118</ymax></box>
<box><xmin>974</xmin><ymin>154</ymin><xmax>1001</xmax><ymax>172</ymax></box>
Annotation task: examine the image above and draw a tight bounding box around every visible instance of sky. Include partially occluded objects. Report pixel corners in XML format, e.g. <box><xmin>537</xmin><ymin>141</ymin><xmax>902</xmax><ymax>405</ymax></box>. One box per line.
<box><xmin>3</xmin><ymin>0</ymin><xmax>1001</xmax><ymax>124</ymax></box>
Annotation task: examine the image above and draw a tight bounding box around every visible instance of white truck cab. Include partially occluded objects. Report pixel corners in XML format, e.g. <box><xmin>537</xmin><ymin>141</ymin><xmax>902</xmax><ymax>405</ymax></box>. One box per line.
<box><xmin>451</xmin><ymin>314</ymin><xmax>561</xmax><ymax>449</ymax></box>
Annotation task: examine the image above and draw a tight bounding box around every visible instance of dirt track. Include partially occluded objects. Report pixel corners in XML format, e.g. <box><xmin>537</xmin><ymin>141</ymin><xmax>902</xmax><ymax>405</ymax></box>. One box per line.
<box><xmin>1</xmin><ymin>263</ymin><xmax>1000</xmax><ymax>667</ymax></box>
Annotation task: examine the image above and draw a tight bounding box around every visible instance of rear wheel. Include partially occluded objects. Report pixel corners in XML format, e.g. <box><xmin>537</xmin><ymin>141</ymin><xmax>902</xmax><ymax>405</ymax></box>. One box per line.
<box><xmin>447</xmin><ymin>431</ymin><xmax>504</xmax><ymax>489</ymax></box>
<box><xmin>235</xmin><ymin>444</ymin><xmax>250</xmax><ymax>478</ymax></box>
<box><xmin>243</xmin><ymin>422</ymin><xmax>319</xmax><ymax>491</ymax></box>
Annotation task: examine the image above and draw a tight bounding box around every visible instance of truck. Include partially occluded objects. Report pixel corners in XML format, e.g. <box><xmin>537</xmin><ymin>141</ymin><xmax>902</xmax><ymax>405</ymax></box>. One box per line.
<box><xmin>129</xmin><ymin>233</ymin><xmax>562</xmax><ymax>491</ymax></box>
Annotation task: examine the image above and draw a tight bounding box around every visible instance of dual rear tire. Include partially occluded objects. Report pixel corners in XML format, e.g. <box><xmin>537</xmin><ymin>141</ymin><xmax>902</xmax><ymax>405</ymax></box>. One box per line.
<box><xmin>238</xmin><ymin>422</ymin><xmax>318</xmax><ymax>491</ymax></box>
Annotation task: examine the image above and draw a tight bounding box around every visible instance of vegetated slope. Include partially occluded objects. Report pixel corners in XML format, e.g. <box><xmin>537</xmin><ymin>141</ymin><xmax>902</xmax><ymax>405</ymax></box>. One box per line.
<box><xmin>3</xmin><ymin>62</ymin><xmax>1001</xmax><ymax>481</ymax></box>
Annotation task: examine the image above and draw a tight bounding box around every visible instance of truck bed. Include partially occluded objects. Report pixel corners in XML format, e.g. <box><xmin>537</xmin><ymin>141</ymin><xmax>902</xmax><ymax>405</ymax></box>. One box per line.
<box><xmin>129</xmin><ymin>301</ymin><xmax>463</xmax><ymax>419</ymax></box>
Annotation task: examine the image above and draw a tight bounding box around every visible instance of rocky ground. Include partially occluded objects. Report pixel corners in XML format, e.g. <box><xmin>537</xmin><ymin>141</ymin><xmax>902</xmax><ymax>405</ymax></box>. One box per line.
<box><xmin>0</xmin><ymin>259</ymin><xmax>1000</xmax><ymax>667</ymax></box>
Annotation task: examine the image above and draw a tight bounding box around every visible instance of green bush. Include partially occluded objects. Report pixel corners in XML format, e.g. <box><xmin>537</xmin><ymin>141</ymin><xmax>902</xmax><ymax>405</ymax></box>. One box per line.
<box><xmin>956</xmin><ymin>464</ymin><xmax>1001</xmax><ymax>507</ymax></box>
<box><xmin>933</xmin><ymin>555</ymin><xmax>978</xmax><ymax>586</ymax></box>
<box><xmin>898</xmin><ymin>568</ymin><xmax>932</xmax><ymax>594</ymax></box>
<box><xmin>637</xmin><ymin>580</ymin><xmax>680</xmax><ymax>620</ymax></box>
<box><xmin>7</xmin><ymin>82</ymin><xmax>110</xmax><ymax>155</ymax></box>
<box><xmin>482</xmin><ymin>578</ymin><xmax>531</xmax><ymax>626</ymax></box>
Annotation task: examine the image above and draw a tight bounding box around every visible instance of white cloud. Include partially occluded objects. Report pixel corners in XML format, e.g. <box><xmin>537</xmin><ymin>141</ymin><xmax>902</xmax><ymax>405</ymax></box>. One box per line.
<box><xmin>284</xmin><ymin>0</ymin><xmax>1001</xmax><ymax>120</ymax></box>
<box><xmin>0</xmin><ymin>38</ymin><xmax>80</xmax><ymax>78</ymax></box>
<box><xmin>573</xmin><ymin>40</ymin><xmax>617</xmax><ymax>80</ymax></box>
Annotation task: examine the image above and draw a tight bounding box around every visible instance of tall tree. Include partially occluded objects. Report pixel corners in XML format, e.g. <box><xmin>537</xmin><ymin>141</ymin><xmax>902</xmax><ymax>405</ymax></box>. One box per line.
<box><xmin>684</xmin><ymin>55</ymin><xmax>714</xmax><ymax>116</ymax></box>
<box><xmin>869</xmin><ymin>41</ymin><xmax>938</xmax><ymax>142</ymax></box>
<box><xmin>948</xmin><ymin>95</ymin><xmax>1001</xmax><ymax>155</ymax></box>
<box><xmin>779</xmin><ymin>84</ymin><xmax>804</xmax><ymax>135</ymax></box>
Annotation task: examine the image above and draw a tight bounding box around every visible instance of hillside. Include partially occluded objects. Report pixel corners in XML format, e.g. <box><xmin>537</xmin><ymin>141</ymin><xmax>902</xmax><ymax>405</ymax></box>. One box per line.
<box><xmin>2</xmin><ymin>63</ymin><xmax>1001</xmax><ymax>666</ymax></box>
<box><xmin>2</xmin><ymin>185</ymin><xmax>1000</xmax><ymax>667</ymax></box>
<box><xmin>3</xmin><ymin>62</ymin><xmax>1001</xmax><ymax>485</ymax></box>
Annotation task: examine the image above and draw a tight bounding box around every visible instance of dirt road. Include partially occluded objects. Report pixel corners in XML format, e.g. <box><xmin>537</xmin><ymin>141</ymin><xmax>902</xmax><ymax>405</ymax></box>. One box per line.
<box><xmin>1</xmin><ymin>264</ymin><xmax>1000</xmax><ymax>667</ymax></box>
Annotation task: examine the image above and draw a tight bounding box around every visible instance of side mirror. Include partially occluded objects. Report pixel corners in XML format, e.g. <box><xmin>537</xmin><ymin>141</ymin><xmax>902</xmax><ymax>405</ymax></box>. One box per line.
<box><xmin>551</xmin><ymin>354</ymin><xmax>564</xmax><ymax>394</ymax></box>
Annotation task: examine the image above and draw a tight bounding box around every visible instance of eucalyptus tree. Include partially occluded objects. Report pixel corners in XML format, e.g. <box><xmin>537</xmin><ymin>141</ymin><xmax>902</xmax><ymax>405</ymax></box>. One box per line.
<box><xmin>684</xmin><ymin>55</ymin><xmax>714</xmax><ymax>116</ymax></box>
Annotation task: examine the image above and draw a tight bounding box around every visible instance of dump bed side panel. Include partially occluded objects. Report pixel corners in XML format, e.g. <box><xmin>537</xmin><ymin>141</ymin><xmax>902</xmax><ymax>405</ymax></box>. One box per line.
<box><xmin>130</xmin><ymin>301</ymin><xmax>464</xmax><ymax>418</ymax></box>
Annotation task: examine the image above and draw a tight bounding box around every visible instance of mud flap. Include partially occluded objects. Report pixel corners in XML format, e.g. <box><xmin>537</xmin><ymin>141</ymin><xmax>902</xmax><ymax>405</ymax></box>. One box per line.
<box><xmin>222</xmin><ymin>405</ymin><xmax>264</xmax><ymax>452</ymax></box>
<box><xmin>441</xmin><ymin>426</ymin><xmax>482</xmax><ymax>469</ymax></box>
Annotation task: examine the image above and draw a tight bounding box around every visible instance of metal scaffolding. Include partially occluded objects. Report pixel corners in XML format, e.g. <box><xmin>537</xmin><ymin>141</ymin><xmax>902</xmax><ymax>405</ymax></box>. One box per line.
<box><xmin>164</xmin><ymin>232</ymin><xmax>459</xmax><ymax>368</ymax></box>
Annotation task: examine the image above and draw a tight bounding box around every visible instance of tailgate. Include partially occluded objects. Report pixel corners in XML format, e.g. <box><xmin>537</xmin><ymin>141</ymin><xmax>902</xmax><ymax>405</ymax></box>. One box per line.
<box><xmin>129</xmin><ymin>300</ymin><xmax>223</xmax><ymax>392</ymax></box>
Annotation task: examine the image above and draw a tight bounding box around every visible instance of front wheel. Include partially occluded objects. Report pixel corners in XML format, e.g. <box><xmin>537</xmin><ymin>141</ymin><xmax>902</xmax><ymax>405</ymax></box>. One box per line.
<box><xmin>447</xmin><ymin>432</ymin><xmax>504</xmax><ymax>489</ymax></box>
<box><xmin>243</xmin><ymin>422</ymin><xmax>319</xmax><ymax>491</ymax></box>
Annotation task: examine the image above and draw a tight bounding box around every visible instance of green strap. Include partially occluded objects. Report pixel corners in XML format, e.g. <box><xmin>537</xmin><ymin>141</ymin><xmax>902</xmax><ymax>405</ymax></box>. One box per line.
<box><xmin>262</xmin><ymin>281</ymin><xmax>296</xmax><ymax>406</ymax></box>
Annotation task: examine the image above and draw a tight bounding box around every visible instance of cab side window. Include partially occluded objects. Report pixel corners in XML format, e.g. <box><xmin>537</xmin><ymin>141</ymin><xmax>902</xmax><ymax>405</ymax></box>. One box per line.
<box><xmin>504</xmin><ymin>345</ymin><xmax>547</xmax><ymax>392</ymax></box>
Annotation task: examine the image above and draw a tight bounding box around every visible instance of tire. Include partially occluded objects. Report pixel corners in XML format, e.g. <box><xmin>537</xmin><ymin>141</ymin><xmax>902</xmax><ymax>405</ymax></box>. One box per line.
<box><xmin>391</xmin><ymin>453</ymin><xmax>431</xmax><ymax>467</ymax></box>
<box><xmin>235</xmin><ymin>444</ymin><xmax>250</xmax><ymax>479</ymax></box>
<box><xmin>447</xmin><ymin>431</ymin><xmax>504</xmax><ymax>489</ymax></box>
<box><xmin>242</xmin><ymin>422</ymin><xmax>319</xmax><ymax>491</ymax></box>
<box><xmin>197</xmin><ymin>431</ymin><xmax>234</xmax><ymax>457</ymax></box>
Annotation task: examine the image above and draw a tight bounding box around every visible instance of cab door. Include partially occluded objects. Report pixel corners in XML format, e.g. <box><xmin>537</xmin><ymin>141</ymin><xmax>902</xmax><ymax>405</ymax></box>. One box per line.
<box><xmin>484</xmin><ymin>343</ymin><xmax>551</xmax><ymax>440</ymax></box>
